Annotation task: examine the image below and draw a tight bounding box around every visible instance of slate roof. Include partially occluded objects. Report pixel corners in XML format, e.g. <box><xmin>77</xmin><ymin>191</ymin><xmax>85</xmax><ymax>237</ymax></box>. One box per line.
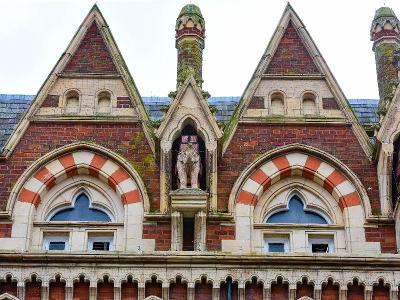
<box><xmin>0</xmin><ymin>94</ymin><xmax>379</xmax><ymax>152</ymax></box>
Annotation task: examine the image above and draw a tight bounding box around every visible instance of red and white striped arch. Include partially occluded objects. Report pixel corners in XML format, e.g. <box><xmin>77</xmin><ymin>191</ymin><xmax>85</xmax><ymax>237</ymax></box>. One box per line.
<box><xmin>18</xmin><ymin>150</ymin><xmax>141</xmax><ymax>207</ymax></box>
<box><xmin>236</xmin><ymin>152</ymin><xmax>361</xmax><ymax>211</ymax></box>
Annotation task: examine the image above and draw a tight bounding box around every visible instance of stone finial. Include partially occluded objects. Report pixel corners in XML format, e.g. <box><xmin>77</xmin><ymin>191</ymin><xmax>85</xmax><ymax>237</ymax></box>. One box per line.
<box><xmin>370</xmin><ymin>7</ymin><xmax>400</xmax><ymax>44</ymax></box>
<box><xmin>175</xmin><ymin>4</ymin><xmax>205</xmax><ymax>89</ymax></box>
<box><xmin>370</xmin><ymin>7</ymin><xmax>400</xmax><ymax>119</ymax></box>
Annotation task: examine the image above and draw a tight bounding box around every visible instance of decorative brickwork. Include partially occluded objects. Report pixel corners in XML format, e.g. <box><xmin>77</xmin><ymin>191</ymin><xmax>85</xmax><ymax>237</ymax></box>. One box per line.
<box><xmin>117</xmin><ymin>96</ymin><xmax>133</xmax><ymax>108</ymax></box>
<box><xmin>169</xmin><ymin>280</ymin><xmax>187</xmax><ymax>300</ymax></box>
<box><xmin>143</xmin><ymin>222</ymin><xmax>171</xmax><ymax>251</ymax></box>
<box><xmin>245</xmin><ymin>279</ymin><xmax>263</xmax><ymax>300</ymax></box>
<box><xmin>97</xmin><ymin>279</ymin><xmax>114</xmax><ymax>300</ymax></box>
<box><xmin>0</xmin><ymin>223</ymin><xmax>12</xmax><ymax>238</ymax></box>
<box><xmin>145</xmin><ymin>278</ymin><xmax>162</xmax><ymax>298</ymax></box>
<box><xmin>41</xmin><ymin>95</ymin><xmax>59</xmax><ymax>108</ymax></box>
<box><xmin>25</xmin><ymin>278</ymin><xmax>41</xmax><ymax>300</ymax></box>
<box><xmin>63</xmin><ymin>22</ymin><xmax>118</xmax><ymax>74</ymax></box>
<box><xmin>206</xmin><ymin>223</ymin><xmax>235</xmax><ymax>251</ymax></box>
<box><xmin>218</xmin><ymin>124</ymin><xmax>380</xmax><ymax>213</ymax></box>
<box><xmin>248</xmin><ymin>96</ymin><xmax>265</xmax><ymax>109</ymax></box>
<box><xmin>73</xmin><ymin>278</ymin><xmax>90</xmax><ymax>300</ymax></box>
<box><xmin>296</xmin><ymin>282</ymin><xmax>314</xmax><ymax>299</ymax></box>
<box><xmin>219</xmin><ymin>281</ymin><xmax>238</xmax><ymax>300</ymax></box>
<box><xmin>321</xmin><ymin>281</ymin><xmax>339</xmax><ymax>300</ymax></box>
<box><xmin>121</xmin><ymin>279</ymin><xmax>138</xmax><ymax>300</ymax></box>
<box><xmin>265</xmin><ymin>21</ymin><xmax>320</xmax><ymax>75</ymax></box>
<box><xmin>271</xmin><ymin>280</ymin><xmax>288</xmax><ymax>300</ymax></box>
<box><xmin>322</xmin><ymin>97</ymin><xmax>340</xmax><ymax>110</ymax></box>
<box><xmin>0</xmin><ymin>122</ymin><xmax>159</xmax><ymax>211</ymax></box>
<box><xmin>0</xmin><ymin>276</ymin><xmax>17</xmax><ymax>297</ymax></box>
<box><xmin>49</xmin><ymin>278</ymin><xmax>65</xmax><ymax>300</ymax></box>
<box><xmin>194</xmin><ymin>279</ymin><xmax>212</xmax><ymax>300</ymax></box>
<box><xmin>365</xmin><ymin>225</ymin><xmax>397</xmax><ymax>253</ymax></box>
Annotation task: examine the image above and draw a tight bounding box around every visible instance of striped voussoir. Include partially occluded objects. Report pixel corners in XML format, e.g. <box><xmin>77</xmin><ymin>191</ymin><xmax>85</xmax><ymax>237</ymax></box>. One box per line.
<box><xmin>18</xmin><ymin>150</ymin><xmax>141</xmax><ymax>207</ymax></box>
<box><xmin>237</xmin><ymin>152</ymin><xmax>361</xmax><ymax>210</ymax></box>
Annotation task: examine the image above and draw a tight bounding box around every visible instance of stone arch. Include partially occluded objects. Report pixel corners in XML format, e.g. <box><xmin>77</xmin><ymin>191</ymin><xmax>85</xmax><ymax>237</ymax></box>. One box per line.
<box><xmin>229</xmin><ymin>143</ymin><xmax>371</xmax><ymax>217</ymax></box>
<box><xmin>0</xmin><ymin>293</ymin><xmax>20</xmax><ymax>300</ymax></box>
<box><xmin>8</xmin><ymin>142</ymin><xmax>149</xmax><ymax>213</ymax></box>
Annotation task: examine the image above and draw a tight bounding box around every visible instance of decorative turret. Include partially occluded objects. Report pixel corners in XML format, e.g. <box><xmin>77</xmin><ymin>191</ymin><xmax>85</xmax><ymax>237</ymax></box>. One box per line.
<box><xmin>175</xmin><ymin>4</ymin><xmax>205</xmax><ymax>89</ymax></box>
<box><xmin>371</xmin><ymin>7</ymin><xmax>400</xmax><ymax>119</ymax></box>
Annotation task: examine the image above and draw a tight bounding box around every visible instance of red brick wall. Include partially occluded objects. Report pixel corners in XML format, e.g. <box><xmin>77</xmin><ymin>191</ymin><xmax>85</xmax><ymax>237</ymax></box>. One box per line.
<box><xmin>219</xmin><ymin>124</ymin><xmax>380</xmax><ymax>214</ymax></box>
<box><xmin>169</xmin><ymin>281</ymin><xmax>187</xmax><ymax>300</ymax></box>
<box><xmin>296</xmin><ymin>283</ymin><xmax>314</xmax><ymax>298</ymax></box>
<box><xmin>365</xmin><ymin>225</ymin><xmax>397</xmax><ymax>253</ymax></box>
<box><xmin>145</xmin><ymin>280</ymin><xmax>162</xmax><ymax>298</ymax></box>
<box><xmin>0</xmin><ymin>122</ymin><xmax>159</xmax><ymax>211</ymax></box>
<box><xmin>121</xmin><ymin>280</ymin><xmax>138</xmax><ymax>300</ymax></box>
<box><xmin>271</xmin><ymin>282</ymin><xmax>289</xmax><ymax>300</ymax></box>
<box><xmin>219</xmin><ymin>281</ymin><xmax>238</xmax><ymax>300</ymax></box>
<box><xmin>265</xmin><ymin>20</ymin><xmax>320</xmax><ymax>75</ymax></box>
<box><xmin>373</xmin><ymin>284</ymin><xmax>390</xmax><ymax>300</ymax></box>
<box><xmin>0</xmin><ymin>277</ymin><xmax>17</xmax><ymax>296</ymax></box>
<box><xmin>0</xmin><ymin>223</ymin><xmax>12</xmax><ymax>238</ymax></box>
<box><xmin>143</xmin><ymin>222</ymin><xmax>171</xmax><ymax>251</ymax></box>
<box><xmin>347</xmin><ymin>284</ymin><xmax>365</xmax><ymax>300</ymax></box>
<box><xmin>63</xmin><ymin>21</ymin><xmax>118</xmax><ymax>74</ymax></box>
<box><xmin>73</xmin><ymin>279</ymin><xmax>89</xmax><ymax>300</ymax></box>
<box><xmin>49</xmin><ymin>280</ymin><xmax>65</xmax><ymax>300</ymax></box>
<box><xmin>194</xmin><ymin>281</ymin><xmax>212</xmax><ymax>300</ymax></box>
<box><xmin>206</xmin><ymin>223</ymin><xmax>235</xmax><ymax>251</ymax></box>
<box><xmin>25</xmin><ymin>279</ymin><xmax>41</xmax><ymax>300</ymax></box>
<box><xmin>245</xmin><ymin>281</ymin><xmax>263</xmax><ymax>300</ymax></box>
<box><xmin>97</xmin><ymin>280</ymin><xmax>114</xmax><ymax>300</ymax></box>
<box><xmin>321</xmin><ymin>282</ymin><xmax>339</xmax><ymax>300</ymax></box>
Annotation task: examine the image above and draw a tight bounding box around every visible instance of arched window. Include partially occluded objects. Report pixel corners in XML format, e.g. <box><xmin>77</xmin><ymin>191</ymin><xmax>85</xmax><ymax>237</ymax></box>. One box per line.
<box><xmin>50</xmin><ymin>193</ymin><xmax>111</xmax><ymax>222</ymax></box>
<box><xmin>65</xmin><ymin>90</ymin><xmax>80</xmax><ymax>113</ymax></box>
<box><xmin>270</xmin><ymin>92</ymin><xmax>285</xmax><ymax>115</ymax></box>
<box><xmin>302</xmin><ymin>92</ymin><xmax>317</xmax><ymax>115</ymax></box>
<box><xmin>265</xmin><ymin>195</ymin><xmax>328</xmax><ymax>224</ymax></box>
<box><xmin>97</xmin><ymin>91</ymin><xmax>111</xmax><ymax>114</ymax></box>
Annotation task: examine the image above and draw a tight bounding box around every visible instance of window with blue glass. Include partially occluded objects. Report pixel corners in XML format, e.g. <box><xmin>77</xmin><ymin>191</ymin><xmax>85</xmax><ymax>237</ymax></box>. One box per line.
<box><xmin>50</xmin><ymin>193</ymin><xmax>111</xmax><ymax>222</ymax></box>
<box><xmin>265</xmin><ymin>195</ymin><xmax>328</xmax><ymax>224</ymax></box>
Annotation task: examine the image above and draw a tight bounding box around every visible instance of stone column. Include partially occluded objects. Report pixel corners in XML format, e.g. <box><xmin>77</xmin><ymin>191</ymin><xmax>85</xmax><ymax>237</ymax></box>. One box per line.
<box><xmin>194</xmin><ymin>211</ymin><xmax>207</xmax><ymax>251</ymax></box>
<box><xmin>264</xmin><ymin>287</ymin><xmax>271</xmax><ymax>300</ymax></box>
<box><xmin>41</xmin><ymin>283</ymin><xmax>49</xmax><ymax>300</ymax></box>
<box><xmin>314</xmin><ymin>287</ymin><xmax>322</xmax><ymax>300</ymax></box>
<box><xmin>89</xmin><ymin>283</ymin><xmax>97</xmax><ymax>300</ymax></box>
<box><xmin>162</xmin><ymin>283</ymin><xmax>169</xmax><ymax>300</ymax></box>
<box><xmin>171</xmin><ymin>211</ymin><xmax>183</xmax><ymax>251</ymax></box>
<box><xmin>289</xmin><ymin>284</ymin><xmax>296</xmax><ymax>300</ymax></box>
<box><xmin>238</xmin><ymin>283</ymin><xmax>245</xmax><ymax>300</ymax></box>
<box><xmin>365</xmin><ymin>287</ymin><xmax>373</xmax><ymax>300</ymax></box>
<box><xmin>65</xmin><ymin>283</ymin><xmax>73</xmax><ymax>300</ymax></box>
<box><xmin>138</xmin><ymin>282</ymin><xmax>145</xmax><ymax>300</ymax></box>
<box><xmin>114</xmin><ymin>283</ymin><xmax>121</xmax><ymax>300</ymax></box>
<box><xmin>339</xmin><ymin>288</ymin><xmax>347</xmax><ymax>300</ymax></box>
<box><xmin>17</xmin><ymin>282</ymin><xmax>25</xmax><ymax>300</ymax></box>
<box><xmin>213</xmin><ymin>287</ymin><xmax>220</xmax><ymax>300</ymax></box>
<box><xmin>187</xmin><ymin>283</ymin><xmax>195</xmax><ymax>300</ymax></box>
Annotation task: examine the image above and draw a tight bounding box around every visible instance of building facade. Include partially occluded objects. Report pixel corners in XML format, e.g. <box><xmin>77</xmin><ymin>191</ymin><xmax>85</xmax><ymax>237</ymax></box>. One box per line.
<box><xmin>0</xmin><ymin>3</ymin><xmax>400</xmax><ymax>300</ymax></box>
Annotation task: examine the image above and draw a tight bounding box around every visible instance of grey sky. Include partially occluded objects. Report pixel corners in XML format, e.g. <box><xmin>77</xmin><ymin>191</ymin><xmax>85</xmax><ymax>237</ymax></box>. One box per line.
<box><xmin>0</xmin><ymin>0</ymin><xmax>398</xmax><ymax>99</ymax></box>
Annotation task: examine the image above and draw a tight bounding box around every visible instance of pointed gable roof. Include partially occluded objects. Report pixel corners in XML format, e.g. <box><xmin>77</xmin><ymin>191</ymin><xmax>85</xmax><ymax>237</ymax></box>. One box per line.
<box><xmin>222</xmin><ymin>3</ymin><xmax>372</xmax><ymax>157</ymax></box>
<box><xmin>62</xmin><ymin>21</ymin><xmax>118</xmax><ymax>74</ymax></box>
<box><xmin>155</xmin><ymin>76</ymin><xmax>222</xmax><ymax>146</ymax></box>
<box><xmin>1</xmin><ymin>4</ymin><xmax>155</xmax><ymax>158</ymax></box>
<box><xmin>264</xmin><ymin>20</ymin><xmax>321</xmax><ymax>75</ymax></box>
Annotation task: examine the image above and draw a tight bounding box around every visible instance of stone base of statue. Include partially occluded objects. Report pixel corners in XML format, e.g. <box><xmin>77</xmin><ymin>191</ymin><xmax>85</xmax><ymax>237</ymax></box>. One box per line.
<box><xmin>170</xmin><ymin>188</ymin><xmax>208</xmax><ymax>217</ymax></box>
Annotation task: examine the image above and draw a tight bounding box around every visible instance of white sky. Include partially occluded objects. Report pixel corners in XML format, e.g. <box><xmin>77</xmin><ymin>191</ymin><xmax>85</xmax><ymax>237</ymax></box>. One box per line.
<box><xmin>0</xmin><ymin>0</ymin><xmax>398</xmax><ymax>99</ymax></box>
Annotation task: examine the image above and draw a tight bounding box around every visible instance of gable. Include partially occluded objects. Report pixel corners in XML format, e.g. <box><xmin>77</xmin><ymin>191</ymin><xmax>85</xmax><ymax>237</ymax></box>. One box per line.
<box><xmin>63</xmin><ymin>21</ymin><xmax>118</xmax><ymax>74</ymax></box>
<box><xmin>265</xmin><ymin>21</ymin><xmax>320</xmax><ymax>75</ymax></box>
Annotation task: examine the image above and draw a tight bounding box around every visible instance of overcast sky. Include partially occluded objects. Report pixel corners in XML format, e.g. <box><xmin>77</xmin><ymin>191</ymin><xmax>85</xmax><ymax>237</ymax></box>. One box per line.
<box><xmin>0</xmin><ymin>0</ymin><xmax>398</xmax><ymax>99</ymax></box>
